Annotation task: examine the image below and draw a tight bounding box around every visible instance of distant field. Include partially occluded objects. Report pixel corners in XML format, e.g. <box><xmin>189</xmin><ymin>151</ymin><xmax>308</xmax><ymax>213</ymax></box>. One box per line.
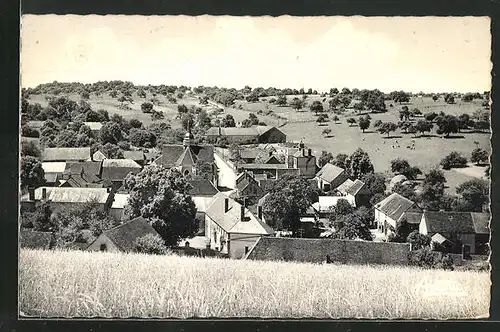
<box><xmin>20</xmin><ymin>249</ymin><xmax>490</xmax><ymax>319</ymax></box>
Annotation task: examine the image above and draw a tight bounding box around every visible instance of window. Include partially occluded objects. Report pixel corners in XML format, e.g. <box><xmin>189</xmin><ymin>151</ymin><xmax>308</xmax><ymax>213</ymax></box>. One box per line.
<box><xmin>184</xmin><ymin>170</ymin><xmax>190</xmax><ymax>176</ymax></box>
<box><xmin>100</xmin><ymin>243</ymin><xmax>107</xmax><ymax>252</ymax></box>
<box><xmin>244</xmin><ymin>246</ymin><xmax>249</xmax><ymax>254</ymax></box>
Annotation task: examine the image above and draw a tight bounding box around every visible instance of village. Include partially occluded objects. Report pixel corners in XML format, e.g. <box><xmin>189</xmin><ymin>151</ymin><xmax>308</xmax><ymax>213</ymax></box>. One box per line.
<box><xmin>19</xmin><ymin>81</ymin><xmax>491</xmax><ymax>271</ymax></box>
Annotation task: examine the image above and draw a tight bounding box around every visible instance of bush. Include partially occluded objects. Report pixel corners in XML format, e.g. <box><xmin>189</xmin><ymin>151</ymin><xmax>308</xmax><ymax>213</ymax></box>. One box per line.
<box><xmin>408</xmin><ymin>247</ymin><xmax>439</xmax><ymax>268</ymax></box>
<box><xmin>407</xmin><ymin>230</ymin><xmax>431</xmax><ymax>250</ymax></box>
<box><xmin>134</xmin><ymin>234</ymin><xmax>168</xmax><ymax>255</ymax></box>
<box><xmin>440</xmin><ymin>151</ymin><xmax>467</xmax><ymax>170</ymax></box>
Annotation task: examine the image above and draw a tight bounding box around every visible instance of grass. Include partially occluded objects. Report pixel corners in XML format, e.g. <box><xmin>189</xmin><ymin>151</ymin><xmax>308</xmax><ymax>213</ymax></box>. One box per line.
<box><xmin>20</xmin><ymin>249</ymin><xmax>490</xmax><ymax>319</ymax></box>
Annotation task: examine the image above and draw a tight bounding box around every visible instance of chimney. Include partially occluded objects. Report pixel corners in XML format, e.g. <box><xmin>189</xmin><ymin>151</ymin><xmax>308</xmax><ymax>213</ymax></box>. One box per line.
<box><xmin>308</xmin><ymin>149</ymin><xmax>312</xmax><ymax>157</ymax></box>
<box><xmin>224</xmin><ymin>197</ymin><xmax>229</xmax><ymax>213</ymax></box>
<box><xmin>42</xmin><ymin>188</ymin><xmax>47</xmax><ymax>200</ymax></box>
<box><xmin>185</xmin><ymin>241</ymin><xmax>190</xmax><ymax>248</ymax></box>
<box><xmin>28</xmin><ymin>187</ymin><xmax>35</xmax><ymax>201</ymax></box>
<box><xmin>218</xmin><ymin>126</ymin><xmax>222</xmax><ymax>136</ymax></box>
<box><xmin>257</xmin><ymin>205</ymin><xmax>263</xmax><ymax>220</ymax></box>
<box><xmin>240</xmin><ymin>204</ymin><xmax>245</xmax><ymax>222</ymax></box>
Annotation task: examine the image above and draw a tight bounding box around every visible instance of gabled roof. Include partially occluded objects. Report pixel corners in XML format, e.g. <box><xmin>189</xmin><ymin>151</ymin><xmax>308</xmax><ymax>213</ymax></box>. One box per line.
<box><xmin>336</xmin><ymin>179</ymin><xmax>354</xmax><ymax>193</ymax></box>
<box><xmin>401</xmin><ymin>211</ymin><xmax>423</xmax><ymax>225</ymax></box>
<box><xmin>346</xmin><ymin>179</ymin><xmax>367</xmax><ymax>196</ymax></box>
<box><xmin>238</xmin><ymin>163</ymin><xmax>289</xmax><ymax>170</ymax></box>
<box><xmin>20</xmin><ymin>229</ymin><xmax>54</xmax><ymax>249</ymax></box>
<box><xmin>316</xmin><ymin>163</ymin><xmax>345</xmax><ymax>183</ymax></box>
<box><xmin>192</xmin><ymin>196</ymin><xmax>215</xmax><ymax>213</ymax></box>
<box><xmin>161</xmin><ymin>144</ymin><xmax>214</xmax><ymax>166</ymax></box>
<box><xmin>100</xmin><ymin>216</ymin><xmax>160</xmax><ymax>252</ymax></box>
<box><xmin>239</xmin><ymin>150</ymin><xmax>260</xmax><ymax>160</ymax></box>
<box><xmin>206</xmin><ymin>125</ymin><xmax>278</xmax><ymax>137</ymax></box>
<box><xmin>188</xmin><ymin>179</ymin><xmax>218</xmax><ymax>196</ymax></box>
<box><xmin>264</xmin><ymin>155</ymin><xmax>281</xmax><ymax>164</ymax></box>
<box><xmin>42</xmin><ymin>147</ymin><xmax>91</xmax><ymax>162</ymax></box>
<box><xmin>431</xmin><ymin>233</ymin><xmax>452</xmax><ymax>245</ymax></box>
<box><xmin>20</xmin><ymin>187</ymin><xmax>109</xmax><ymax>203</ymax></box>
<box><xmin>27</xmin><ymin>120</ymin><xmax>45</xmax><ymax>129</ymax></box>
<box><xmin>111</xmin><ymin>193</ymin><xmax>130</xmax><ymax>209</ymax></box>
<box><xmin>471</xmin><ymin>212</ymin><xmax>490</xmax><ymax>234</ymax></box>
<box><xmin>83</xmin><ymin>122</ymin><xmax>103</xmax><ymax>131</ymax></box>
<box><xmin>312</xmin><ymin>196</ymin><xmax>356</xmax><ymax>213</ymax></box>
<box><xmin>423</xmin><ymin>211</ymin><xmax>482</xmax><ymax>234</ymax></box>
<box><xmin>62</xmin><ymin>173</ymin><xmax>103</xmax><ymax>188</ymax></box>
<box><xmin>123</xmin><ymin>150</ymin><xmax>145</xmax><ymax>161</ymax></box>
<box><xmin>375</xmin><ymin>193</ymin><xmax>419</xmax><ymax>222</ymax></box>
<box><xmin>64</xmin><ymin>161</ymin><xmax>102</xmax><ymax>176</ymax></box>
<box><xmin>92</xmin><ymin>150</ymin><xmax>107</xmax><ymax>161</ymax></box>
<box><xmin>176</xmin><ymin>147</ymin><xmax>196</xmax><ymax>166</ymax></box>
<box><xmin>101</xmin><ymin>159</ymin><xmax>142</xmax><ymax>181</ymax></box>
<box><xmin>44</xmin><ymin>173</ymin><xmax>59</xmax><ymax>183</ymax></box>
<box><xmin>205</xmin><ymin>193</ymin><xmax>274</xmax><ymax>235</ymax></box>
<box><xmin>41</xmin><ymin>162</ymin><xmax>67</xmax><ymax>174</ymax></box>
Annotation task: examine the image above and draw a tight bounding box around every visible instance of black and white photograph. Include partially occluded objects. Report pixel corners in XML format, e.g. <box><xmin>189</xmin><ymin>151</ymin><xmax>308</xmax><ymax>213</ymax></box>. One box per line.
<box><xmin>19</xmin><ymin>15</ymin><xmax>491</xmax><ymax>319</ymax></box>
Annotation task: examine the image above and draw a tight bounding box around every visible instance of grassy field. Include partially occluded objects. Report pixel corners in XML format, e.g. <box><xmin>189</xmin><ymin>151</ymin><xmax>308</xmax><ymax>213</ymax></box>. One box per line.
<box><xmin>20</xmin><ymin>249</ymin><xmax>490</xmax><ymax>319</ymax></box>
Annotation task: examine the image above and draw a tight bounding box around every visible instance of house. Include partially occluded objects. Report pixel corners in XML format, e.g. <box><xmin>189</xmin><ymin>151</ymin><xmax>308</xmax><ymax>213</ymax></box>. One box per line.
<box><xmin>335</xmin><ymin>178</ymin><xmax>370</xmax><ymax>207</ymax></box>
<box><xmin>20</xmin><ymin>187</ymin><xmax>113</xmax><ymax>213</ymax></box>
<box><xmin>58</xmin><ymin>161</ymin><xmax>104</xmax><ymax>188</ymax></box>
<box><xmin>244</xmin><ymin>237</ymin><xmax>411</xmax><ymax>266</ymax></box>
<box><xmin>399</xmin><ymin>211</ymin><xmax>424</xmax><ymax>233</ymax></box>
<box><xmin>109</xmin><ymin>193</ymin><xmax>129</xmax><ymax>221</ymax></box>
<box><xmin>374</xmin><ymin>193</ymin><xmax>422</xmax><ymax>237</ymax></box>
<box><xmin>123</xmin><ymin>150</ymin><xmax>146</xmax><ymax>167</ymax></box>
<box><xmin>419</xmin><ymin>211</ymin><xmax>490</xmax><ymax>254</ymax></box>
<box><xmin>204</xmin><ymin>193</ymin><xmax>274</xmax><ymax>259</ymax></box>
<box><xmin>101</xmin><ymin>159</ymin><xmax>142</xmax><ymax>186</ymax></box>
<box><xmin>206</xmin><ymin>126</ymin><xmax>286</xmax><ymax>144</ymax></box>
<box><xmin>311</xmin><ymin>196</ymin><xmax>356</xmax><ymax>226</ymax></box>
<box><xmin>42</xmin><ymin>147</ymin><xmax>91</xmax><ymax>162</ymax></box>
<box><xmin>315</xmin><ymin>163</ymin><xmax>349</xmax><ymax>192</ymax></box>
<box><xmin>83</xmin><ymin>121</ymin><xmax>103</xmax><ymax>134</ymax></box>
<box><xmin>20</xmin><ymin>229</ymin><xmax>55</xmax><ymax>249</ymax></box>
<box><xmin>286</xmin><ymin>143</ymin><xmax>318</xmax><ymax>179</ymax></box>
<box><xmin>41</xmin><ymin>162</ymin><xmax>67</xmax><ymax>186</ymax></box>
<box><xmin>91</xmin><ymin>150</ymin><xmax>108</xmax><ymax>161</ymax></box>
<box><xmin>229</xmin><ymin>171</ymin><xmax>265</xmax><ymax>203</ymax></box>
<box><xmin>236</xmin><ymin>163</ymin><xmax>300</xmax><ymax>181</ymax></box>
<box><xmin>161</xmin><ymin>132</ymin><xmax>215</xmax><ymax>180</ymax></box>
<box><xmin>188</xmin><ymin>178</ymin><xmax>219</xmax><ymax>236</ymax></box>
<box><xmin>87</xmin><ymin>216</ymin><xmax>160</xmax><ymax>253</ymax></box>
<box><xmin>63</xmin><ymin>161</ymin><xmax>102</xmax><ymax>178</ymax></box>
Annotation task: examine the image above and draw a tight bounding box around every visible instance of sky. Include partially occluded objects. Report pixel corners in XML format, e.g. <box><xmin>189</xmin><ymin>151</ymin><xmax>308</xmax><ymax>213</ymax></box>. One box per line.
<box><xmin>21</xmin><ymin>15</ymin><xmax>491</xmax><ymax>93</ymax></box>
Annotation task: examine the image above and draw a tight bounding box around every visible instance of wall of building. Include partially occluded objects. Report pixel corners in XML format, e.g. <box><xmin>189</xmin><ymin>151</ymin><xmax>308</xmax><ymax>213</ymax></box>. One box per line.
<box><xmin>205</xmin><ymin>216</ymin><xmax>229</xmax><ymax>253</ymax></box>
<box><xmin>109</xmin><ymin>208</ymin><xmax>125</xmax><ymax>222</ymax></box>
<box><xmin>258</xmin><ymin>129</ymin><xmax>286</xmax><ymax>143</ymax></box>
<box><xmin>87</xmin><ymin>234</ymin><xmax>121</xmax><ymax>253</ymax></box>
<box><xmin>213</xmin><ymin>152</ymin><xmax>238</xmax><ymax>189</ymax></box>
<box><xmin>294</xmin><ymin>156</ymin><xmax>317</xmax><ymax>179</ymax></box>
<box><xmin>228</xmin><ymin>233</ymin><xmax>262</xmax><ymax>259</ymax></box>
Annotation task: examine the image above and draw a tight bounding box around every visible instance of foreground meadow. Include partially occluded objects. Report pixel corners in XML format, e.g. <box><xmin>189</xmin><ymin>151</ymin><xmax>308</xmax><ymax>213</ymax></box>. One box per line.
<box><xmin>19</xmin><ymin>249</ymin><xmax>490</xmax><ymax>319</ymax></box>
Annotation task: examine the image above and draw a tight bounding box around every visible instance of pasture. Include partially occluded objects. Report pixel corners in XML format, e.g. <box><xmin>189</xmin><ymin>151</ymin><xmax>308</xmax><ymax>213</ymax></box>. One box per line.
<box><xmin>20</xmin><ymin>249</ymin><xmax>490</xmax><ymax>319</ymax></box>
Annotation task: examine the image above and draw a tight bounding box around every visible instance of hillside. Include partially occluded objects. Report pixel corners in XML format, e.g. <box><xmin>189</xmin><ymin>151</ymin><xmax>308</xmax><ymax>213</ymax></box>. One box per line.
<box><xmin>20</xmin><ymin>249</ymin><xmax>490</xmax><ymax>318</ymax></box>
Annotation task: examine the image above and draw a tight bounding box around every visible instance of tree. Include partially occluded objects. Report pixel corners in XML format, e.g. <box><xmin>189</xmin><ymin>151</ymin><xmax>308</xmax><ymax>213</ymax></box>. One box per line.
<box><xmin>414</xmin><ymin>120</ymin><xmax>433</xmax><ymax>137</ymax></box>
<box><xmin>262</xmin><ymin>174</ymin><xmax>319</xmax><ymax>234</ymax></box>
<box><xmin>99</xmin><ymin>122</ymin><xmax>123</xmax><ymax>145</ymax></box>
<box><xmin>129</xmin><ymin>128</ymin><xmax>157</xmax><ymax>148</ymax></box>
<box><xmin>181</xmin><ymin>114</ymin><xmax>195</xmax><ymax>132</ymax></box>
<box><xmin>424</xmin><ymin>112</ymin><xmax>438</xmax><ymax>122</ymax></box>
<box><xmin>109</xmin><ymin>90</ymin><xmax>118</xmax><ymax>98</ymax></box>
<box><xmin>124</xmin><ymin>165</ymin><xmax>198</xmax><ymax>245</ymax></box>
<box><xmin>290</xmin><ymin>97</ymin><xmax>305</xmax><ymax>111</ymax></box>
<box><xmin>388</xmin><ymin>217</ymin><xmax>413</xmax><ymax>243</ymax></box>
<box><xmin>432</xmin><ymin>95</ymin><xmax>439</xmax><ymax>102</ymax></box>
<box><xmin>129</xmin><ymin>118</ymin><xmax>143</xmax><ymax>129</ymax></box>
<box><xmin>332</xmin><ymin>115</ymin><xmax>340</xmax><ymax>123</ymax></box>
<box><xmin>361</xmin><ymin>172</ymin><xmax>386</xmax><ymax>202</ymax></box>
<box><xmin>373</xmin><ymin>119</ymin><xmax>382</xmax><ymax>128</ymax></box>
<box><xmin>458</xmin><ymin>113</ymin><xmax>473</xmax><ymax>131</ymax></box>
<box><xmin>221</xmin><ymin>114</ymin><xmax>236</xmax><ymax>127</ymax></box>
<box><xmin>55</xmin><ymin>129</ymin><xmax>78</xmax><ymax>147</ymax></box>
<box><xmin>392</xmin><ymin>182</ymin><xmax>417</xmax><ymax>201</ymax></box>
<box><xmin>21</xmin><ymin>201</ymin><xmax>54</xmax><ymax>231</ymax></box>
<box><xmin>322</xmin><ymin>128</ymin><xmax>332</xmax><ymax>137</ymax></box>
<box><xmin>346</xmin><ymin>148</ymin><xmax>374</xmax><ymax>180</ymax></box>
<box><xmin>407</xmin><ymin>230</ymin><xmax>431</xmax><ymax>250</ymax></box>
<box><xmin>21</xmin><ymin>140</ymin><xmax>41</xmax><ymax>158</ymax></box>
<box><xmin>141</xmin><ymin>102</ymin><xmax>154</xmax><ymax>113</ymax></box>
<box><xmin>392</xmin><ymin>91</ymin><xmax>410</xmax><ymax>104</ymax></box>
<box><xmin>410</xmin><ymin>108</ymin><xmax>422</xmax><ymax>117</ymax></box>
<box><xmin>444</xmin><ymin>94</ymin><xmax>455</xmax><ymax>104</ymax></box>
<box><xmin>329</xmin><ymin>88</ymin><xmax>339</xmax><ymax>96</ymax></box>
<box><xmin>331</xmin><ymin>153</ymin><xmax>349</xmax><ymax>169</ymax></box>
<box><xmin>455</xmin><ymin>178</ymin><xmax>489</xmax><ymax>212</ymax></box>
<box><xmin>358</xmin><ymin>116</ymin><xmax>370</xmax><ymax>133</ymax></box>
<box><xmin>318</xmin><ymin>151</ymin><xmax>333</xmax><ymax>168</ymax></box>
<box><xmin>99</xmin><ymin>143</ymin><xmax>124</xmax><ymax>159</ymax></box>
<box><xmin>435</xmin><ymin>115</ymin><xmax>459</xmax><ymax>137</ymax></box>
<box><xmin>310</xmin><ymin>100</ymin><xmax>324</xmax><ymax>115</ymax></box>
<box><xmin>346</xmin><ymin>118</ymin><xmax>357</xmax><ymax>126</ymax></box>
<box><xmin>377</xmin><ymin>122</ymin><xmax>398</xmax><ymax>137</ymax></box>
<box><xmin>276</xmin><ymin>95</ymin><xmax>287</xmax><ymax>106</ymax></box>
<box><xmin>330</xmin><ymin>213</ymin><xmax>373</xmax><ymax>241</ymax></box>
<box><xmin>471</xmin><ymin>148</ymin><xmax>489</xmax><ymax>165</ymax></box>
<box><xmin>419</xmin><ymin>169</ymin><xmax>446</xmax><ymax>210</ymax></box>
<box><xmin>390</xmin><ymin>158</ymin><xmax>421</xmax><ymax>180</ymax></box>
<box><xmin>440</xmin><ymin>151</ymin><xmax>467</xmax><ymax>170</ymax></box>
<box><xmin>134</xmin><ymin>234</ymin><xmax>168</xmax><ymax>255</ymax></box>
<box><xmin>20</xmin><ymin>156</ymin><xmax>45</xmax><ymax>189</ymax></box>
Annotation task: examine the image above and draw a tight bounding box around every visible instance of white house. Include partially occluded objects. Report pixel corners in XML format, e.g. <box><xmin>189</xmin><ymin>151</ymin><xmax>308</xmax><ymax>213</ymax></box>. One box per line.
<box><xmin>374</xmin><ymin>193</ymin><xmax>422</xmax><ymax>237</ymax></box>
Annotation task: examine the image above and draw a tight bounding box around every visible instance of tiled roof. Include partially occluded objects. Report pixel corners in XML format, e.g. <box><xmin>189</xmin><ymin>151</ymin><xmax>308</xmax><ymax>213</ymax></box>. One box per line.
<box><xmin>336</xmin><ymin>179</ymin><xmax>354</xmax><ymax>193</ymax></box>
<box><xmin>188</xmin><ymin>179</ymin><xmax>218</xmax><ymax>196</ymax></box>
<box><xmin>375</xmin><ymin>193</ymin><xmax>419</xmax><ymax>222</ymax></box>
<box><xmin>423</xmin><ymin>211</ymin><xmax>479</xmax><ymax>234</ymax></box>
<box><xmin>316</xmin><ymin>163</ymin><xmax>345</xmax><ymax>183</ymax></box>
<box><xmin>123</xmin><ymin>150</ymin><xmax>145</xmax><ymax>161</ymax></box>
<box><xmin>101</xmin><ymin>159</ymin><xmax>142</xmax><ymax>181</ymax></box>
<box><xmin>401</xmin><ymin>211</ymin><xmax>423</xmax><ymax>225</ymax></box>
<box><xmin>205</xmin><ymin>193</ymin><xmax>274</xmax><ymax>235</ymax></box>
<box><xmin>100</xmin><ymin>216</ymin><xmax>160</xmax><ymax>252</ymax></box>
<box><xmin>431</xmin><ymin>233</ymin><xmax>451</xmax><ymax>245</ymax></box>
<box><xmin>20</xmin><ymin>229</ymin><xmax>54</xmax><ymax>249</ymax></box>
<box><xmin>42</xmin><ymin>147</ymin><xmax>91</xmax><ymax>162</ymax></box>
<box><xmin>346</xmin><ymin>179</ymin><xmax>367</xmax><ymax>196</ymax></box>
<box><xmin>239</xmin><ymin>150</ymin><xmax>260</xmax><ymax>160</ymax></box>
<box><xmin>44</xmin><ymin>173</ymin><xmax>59</xmax><ymax>183</ymax></box>
<box><xmin>21</xmin><ymin>187</ymin><xmax>109</xmax><ymax>203</ymax></box>
<box><xmin>206</xmin><ymin>125</ymin><xmax>277</xmax><ymax>137</ymax></box>
<box><xmin>62</xmin><ymin>173</ymin><xmax>103</xmax><ymax>188</ymax></box>
<box><xmin>245</xmin><ymin>237</ymin><xmax>411</xmax><ymax>265</ymax></box>
<box><xmin>161</xmin><ymin>144</ymin><xmax>214</xmax><ymax>166</ymax></box>
<box><xmin>64</xmin><ymin>161</ymin><xmax>102</xmax><ymax>176</ymax></box>
<box><xmin>92</xmin><ymin>150</ymin><xmax>107</xmax><ymax>161</ymax></box>
<box><xmin>238</xmin><ymin>163</ymin><xmax>289</xmax><ymax>170</ymax></box>
<box><xmin>41</xmin><ymin>162</ymin><xmax>67</xmax><ymax>174</ymax></box>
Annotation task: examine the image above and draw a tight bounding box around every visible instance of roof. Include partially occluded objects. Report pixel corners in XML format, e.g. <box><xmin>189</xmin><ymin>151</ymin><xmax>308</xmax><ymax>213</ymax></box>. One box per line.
<box><xmin>83</xmin><ymin>122</ymin><xmax>103</xmax><ymax>131</ymax></box>
<box><xmin>346</xmin><ymin>179</ymin><xmax>367</xmax><ymax>196</ymax></box>
<box><xmin>123</xmin><ymin>150</ymin><xmax>145</xmax><ymax>161</ymax></box>
<box><xmin>27</xmin><ymin>120</ymin><xmax>45</xmax><ymax>129</ymax></box>
<box><xmin>161</xmin><ymin>144</ymin><xmax>214</xmax><ymax>166</ymax></box>
<box><xmin>101</xmin><ymin>159</ymin><xmax>142</xmax><ymax>181</ymax></box>
<box><xmin>92</xmin><ymin>150</ymin><xmax>107</xmax><ymax>161</ymax></box>
<box><xmin>20</xmin><ymin>187</ymin><xmax>109</xmax><ymax>204</ymax></box>
<box><xmin>62</xmin><ymin>173</ymin><xmax>103</xmax><ymax>188</ymax></box>
<box><xmin>312</xmin><ymin>196</ymin><xmax>356</xmax><ymax>213</ymax></box>
<box><xmin>423</xmin><ymin>211</ymin><xmax>479</xmax><ymax>234</ymax></box>
<box><xmin>111</xmin><ymin>193</ymin><xmax>130</xmax><ymax>209</ymax></box>
<box><xmin>238</xmin><ymin>163</ymin><xmax>289</xmax><ymax>170</ymax></box>
<box><xmin>64</xmin><ymin>161</ymin><xmax>102</xmax><ymax>176</ymax></box>
<box><xmin>41</xmin><ymin>162</ymin><xmax>67</xmax><ymax>174</ymax></box>
<box><xmin>206</xmin><ymin>125</ymin><xmax>277</xmax><ymax>137</ymax></box>
<box><xmin>431</xmin><ymin>233</ymin><xmax>451</xmax><ymax>245</ymax></box>
<box><xmin>205</xmin><ymin>192</ymin><xmax>274</xmax><ymax>235</ymax></box>
<box><xmin>100</xmin><ymin>216</ymin><xmax>160</xmax><ymax>252</ymax></box>
<box><xmin>239</xmin><ymin>150</ymin><xmax>260</xmax><ymax>160</ymax></box>
<box><xmin>192</xmin><ymin>196</ymin><xmax>215</xmax><ymax>213</ymax></box>
<box><xmin>375</xmin><ymin>193</ymin><xmax>419</xmax><ymax>222</ymax></box>
<box><xmin>316</xmin><ymin>163</ymin><xmax>345</xmax><ymax>183</ymax></box>
<box><xmin>188</xmin><ymin>179</ymin><xmax>218</xmax><ymax>196</ymax></box>
<box><xmin>44</xmin><ymin>173</ymin><xmax>59</xmax><ymax>183</ymax></box>
<box><xmin>471</xmin><ymin>212</ymin><xmax>490</xmax><ymax>234</ymax></box>
<box><xmin>20</xmin><ymin>229</ymin><xmax>54</xmax><ymax>249</ymax></box>
<box><xmin>402</xmin><ymin>211</ymin><xmax>423</xmax><ymax>225</ymax></box>
<box><xmin>245</xmin><ymin>237</ymin><xmax>411</xmax><ymax>265</ymax></box>
<box><xmin>42</xmin><ymin>147</ymin><xmax>91</xmax><ymax>162</ymax></box>
<box><xmin>336</xmin><ymin>179</ymin><xmax>354</xmax><ymax>193</ymax></box>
